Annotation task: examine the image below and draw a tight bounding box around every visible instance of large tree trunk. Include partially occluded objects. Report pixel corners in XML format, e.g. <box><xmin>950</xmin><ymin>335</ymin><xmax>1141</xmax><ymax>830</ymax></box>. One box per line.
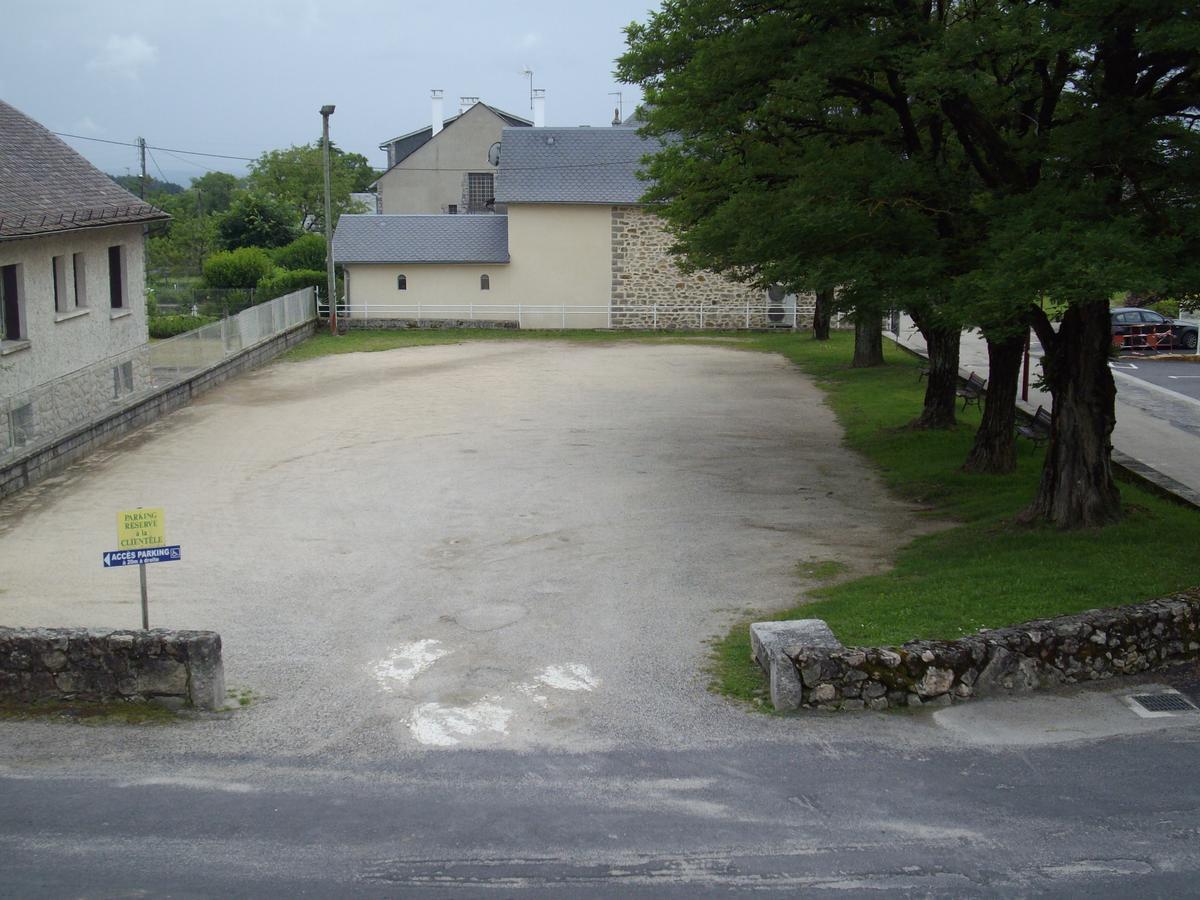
<box><xmin>851</xmin><ymin>310</ymin><xmax>884</xmax><ymax>368</ymax></box>
<box><xmin>812</xmin><ymin>288</ymin><xmax>832</xmax><ymax>341</ymax></box>
<box><xmin>908</xmin><ymin>309</ymin><xmax>959</xmax><ymax>429</ymax></box>
<box><xmin>1023</xmin><ymin>301</ymin><xmax>1121</xmax><ymax>527</ymax></box>
<box><xmin>962</xmin><ymin>333</ymin><xmax>1024</xmax><ymax>474</ymax></box>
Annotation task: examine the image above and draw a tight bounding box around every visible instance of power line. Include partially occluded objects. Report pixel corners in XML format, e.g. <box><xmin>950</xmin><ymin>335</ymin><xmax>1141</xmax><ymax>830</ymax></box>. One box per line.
<box><xmin>52</xmin><ymin>131</ymin><xmax>256</xmax><ymax>162</ymax></box>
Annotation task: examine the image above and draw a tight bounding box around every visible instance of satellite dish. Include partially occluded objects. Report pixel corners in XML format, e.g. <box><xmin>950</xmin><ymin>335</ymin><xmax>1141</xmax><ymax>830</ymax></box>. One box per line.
<box><xmin>487</xmin><ymin>142</ymin><xmax>501</xmax><ymax>166</ymax></box>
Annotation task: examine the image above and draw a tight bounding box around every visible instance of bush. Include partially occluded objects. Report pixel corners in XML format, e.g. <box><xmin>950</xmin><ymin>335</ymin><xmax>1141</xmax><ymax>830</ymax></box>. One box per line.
<box><xmin>256</xmin><ymin>268</ymin><xmax>325</xmax><ymax>301</ymax></box>
<box><xmin>272</xmin><ymin>233</ymin><xmax>326</xmax><ymax>271</ymax></box>
<box><xmin>1148</xmin><ymin>298</ymin><xmax>1182</xmax><ymax>319</ymax></box>
<box><xmin>203</xmin><ymin>247</ymin><xmax>274</xmax><ymax>289</ymax></box>
<box><xmin>149</xmin><ymin>314</ymin><xmax>217</xmax><ymax>338</ymax></box>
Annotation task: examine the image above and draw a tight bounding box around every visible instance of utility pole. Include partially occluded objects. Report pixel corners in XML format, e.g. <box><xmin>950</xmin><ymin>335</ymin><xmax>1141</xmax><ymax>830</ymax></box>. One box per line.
<box><xmin>320</xmin><ymin>105</ymin><xmax>337</xmax><ymax>336</ymax></box>
<box><xmin>138</xmin><ymin>137</ymin><xmax>147</xmax><ymax>200</ymax></box>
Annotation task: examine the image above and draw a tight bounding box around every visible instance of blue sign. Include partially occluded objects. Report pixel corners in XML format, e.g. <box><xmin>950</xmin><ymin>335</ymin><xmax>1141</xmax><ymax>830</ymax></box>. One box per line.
<box><xmin>103</xmin><ymin>545</ymin><xmax>181</xmax><ymax>568</ymax></box>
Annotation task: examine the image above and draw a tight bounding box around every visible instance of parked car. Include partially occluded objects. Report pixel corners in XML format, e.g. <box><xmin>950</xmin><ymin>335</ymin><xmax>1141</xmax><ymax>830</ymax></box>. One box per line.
<box><xmin>1110</xmin><ymin>307</ymin><xmax>1199</xmax><ymax>351</ymax></box>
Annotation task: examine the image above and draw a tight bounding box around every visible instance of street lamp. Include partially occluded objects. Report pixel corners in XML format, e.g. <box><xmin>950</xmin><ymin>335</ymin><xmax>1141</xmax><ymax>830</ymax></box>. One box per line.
<box><xmin>320</xmin><ymin>104</ymin><xmax>337</xmax><ymax>336</ymax></box>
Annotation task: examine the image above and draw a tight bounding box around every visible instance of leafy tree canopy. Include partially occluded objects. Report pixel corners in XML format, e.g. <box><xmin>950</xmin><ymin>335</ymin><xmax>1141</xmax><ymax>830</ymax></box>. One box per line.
<box><xmin>216</xmin><ymin>191</ymin><xmax>297</xmax><ymax>250</ymax></box>
<box><xmin>272</xmin><ymin>233</ymin><xmax>327</xmax><ymax>271</ymax></box>
<box><xmin>247</xmin><ymin>140</ymin><xmax>376</xmax><ymax>233</ymax></box>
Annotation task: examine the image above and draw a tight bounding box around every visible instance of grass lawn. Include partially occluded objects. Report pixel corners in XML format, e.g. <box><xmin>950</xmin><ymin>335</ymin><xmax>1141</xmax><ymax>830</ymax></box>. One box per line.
<box><xmin>278</xmin><ymin>326</ymin><xmax>1200</xmax><ymax>705</ymax></box>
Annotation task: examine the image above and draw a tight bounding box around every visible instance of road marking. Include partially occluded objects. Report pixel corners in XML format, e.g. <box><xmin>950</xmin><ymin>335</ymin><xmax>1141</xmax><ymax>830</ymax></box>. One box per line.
<box><xmin>1109</xmin><ymin>362</ymin><xmax>1139</xmax><ymax>370</ymax></box>
<box><xmin>408</xmin><ymin>697</ymin><xmax>512</xmax><ymax>746</ymax></box>
<box><xmin>1167</xmin><ymin>375</ymin><xmax>1200</xmax><ymax>379</ymax></box>
<box><xmin>372</xmin><ymin>639</ymin><xmax>449</xmax><ymax>692</ymax></box>
<box><xmin>537</xmin><ymin>663</ymin><xmax>601</xmax><ymax>692</ymax></box>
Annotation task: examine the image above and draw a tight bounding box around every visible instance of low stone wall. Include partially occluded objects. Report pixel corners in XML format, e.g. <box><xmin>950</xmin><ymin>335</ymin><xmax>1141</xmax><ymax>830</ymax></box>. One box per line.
<box><xmin>0</xmin><ymin>627</ymin><xmax>224</xmax><ymax>710</ymax></box>
<box><xmin>338</xmin><ymin>317</ymin><xmax>519</xmax><ymax>331</ymax></box>
<box><xmin>0</xmin><ymin>320</ymin><xmax>315</xmax><ymax>500</ymax></box>
<box><xmin>784</xmin><ymin>591</ymin><xmax>1200</xmax><ymax>711</ymax></box>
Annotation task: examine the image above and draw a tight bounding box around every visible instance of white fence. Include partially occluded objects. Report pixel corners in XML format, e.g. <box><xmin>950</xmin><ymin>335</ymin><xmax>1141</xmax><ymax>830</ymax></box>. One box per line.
<box><xmin>2</xmin><ymin>288</ymin><xmax>315</xmax><ymax>459</ymax></box>
<box><xmin>317</xmin><ymin>301</ymin><xmax>808</xmax><ymax>330</ymax></box>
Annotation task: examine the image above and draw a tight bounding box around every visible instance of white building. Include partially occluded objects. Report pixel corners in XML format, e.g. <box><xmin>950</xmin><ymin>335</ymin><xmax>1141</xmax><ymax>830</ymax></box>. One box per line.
<box><xmin>0</xmin><ymin>99</ymin><xmax>167</xmax><ymax>453</ymax></box>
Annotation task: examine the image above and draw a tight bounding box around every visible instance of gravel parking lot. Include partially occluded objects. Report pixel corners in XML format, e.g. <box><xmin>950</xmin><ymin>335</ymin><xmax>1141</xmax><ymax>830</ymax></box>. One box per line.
<box><xmin>0</xmin><ymin>340</ymin><xmax>927</xmax><ymax>759</ymax></box>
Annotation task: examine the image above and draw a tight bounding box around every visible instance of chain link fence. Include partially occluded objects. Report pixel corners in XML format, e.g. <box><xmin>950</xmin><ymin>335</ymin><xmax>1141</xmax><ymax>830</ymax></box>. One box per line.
<box><xmin>2</xmin><ymin>288</ymin><xmax>315</xmax><ymax>459</ymax></box>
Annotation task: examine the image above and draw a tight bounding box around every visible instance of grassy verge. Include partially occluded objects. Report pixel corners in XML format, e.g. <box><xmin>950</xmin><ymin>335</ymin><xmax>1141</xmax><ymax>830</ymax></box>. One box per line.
<box><xmin>0</xmin><ymin>700</ymin><xmax>179</xmax><ymax>725</ymax></box>
<box><xmin>277</xmin><ymin>326</ymin><xmax>1200</xmax><ymax>705</ymax></box>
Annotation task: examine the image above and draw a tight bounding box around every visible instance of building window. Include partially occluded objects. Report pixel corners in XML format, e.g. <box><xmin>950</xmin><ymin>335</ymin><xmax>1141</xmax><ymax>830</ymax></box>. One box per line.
<box><xmin>467</xmin><ymin>173</ymin><xmax>493</xmax><ymax>213</ymax></box>
<box><xmin>113</xmin><ymin>361</ymin><xmax>134</xmax><ymax>399</ymax></box>
<box><xmin>53</xmin><ymin>256</ymin><xmax>70</xmax><ymax>313</ymax></box>
<box><xmin>480</xmin><ymin>274</ymin><xmax>490</xmax><ymax>291</ymax></box>
<box><xmin>10</xmin><ymin>402</ymin><xmax>34</xmax><ymax>447</ymax></box>
<box><xmin>108</xmin><ymin>245</ymin><xmax>125</xmax><ymax>309</ymax></box>
<box><xmin>1</xmin><ymin>263</ymin><xmax>25</xmax><ymax>341</ymax></box>
<box><xmin>397</xmin><ymin>274</ymin><xmax>407</xmax><ymax>291</ymax></box>
<box><xmin>73</xmin><ymin>252</ymin><xmax>87</xmax><ymax>307</ymax></box>
<box><xmin>447</xmin><ymin>204</ymin><xmax>458</xmax><ymax>214</ymax></box>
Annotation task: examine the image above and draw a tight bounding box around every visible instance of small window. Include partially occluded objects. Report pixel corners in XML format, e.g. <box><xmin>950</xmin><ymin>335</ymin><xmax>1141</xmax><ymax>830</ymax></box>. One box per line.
<box><xmin>10</xmin><ymin>402</ymin><xmax>34</xmax><ymax>447</ymax></box>
<box><xmin>73</xmin><ymin>252</ymin><xmax>87</xmax><ymax>307</ymax></box>
<box><xmin>113</xmin><ymin>361</ymin><xmax>134</xmax><ymax>399</ymax></box>
<box><xmin>480</xmin><ymin>274</ymin><xmax>490</xmax><ymax>291</ymax></box>
<box><xmin>467</xmin><ymin>173</ymin><xmax>494</xmax><ymax>213</ymax></box>
<box><xmin>397</xmin><ymin>274</ymin><xmax>407</xmax><ymax>291</ymax></box>
<box><xmin>108</xmin><ymin>245</ymin><xmax>125</xmax><ymax>309</ymax></box>
<box><xmin>1</xmin><ymin>263</ymin><xmax>24</xmax><ymax>341</ymax></box>
<box><xmin>53</xmin><ymin>256</ymin><xmax>70</xmax><ymax>312</ymax></box>
<box><xmin>447</xmin><ymin>204</ymin><xmax>458</xmax><ymax>214</ymax></box>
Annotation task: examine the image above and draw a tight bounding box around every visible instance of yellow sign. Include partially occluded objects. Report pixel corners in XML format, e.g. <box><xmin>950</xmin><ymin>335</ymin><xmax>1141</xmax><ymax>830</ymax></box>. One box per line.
<box><xmin>117</xmin><ymin>508</ymin><xmax>165</xmax><ymax>549</ymax></box>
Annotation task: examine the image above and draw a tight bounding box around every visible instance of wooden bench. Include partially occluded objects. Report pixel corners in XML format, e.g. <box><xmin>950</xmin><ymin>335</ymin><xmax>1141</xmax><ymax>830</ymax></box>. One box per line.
<box><xmin>956</xmin><ymin>372</ymin><xmax>986</xmax><ymax>410</ymax></box>
<box><xmin>1016</xmin><ymin>406</ymin><xmax>1052</xmax><ymax>448</ymax></box>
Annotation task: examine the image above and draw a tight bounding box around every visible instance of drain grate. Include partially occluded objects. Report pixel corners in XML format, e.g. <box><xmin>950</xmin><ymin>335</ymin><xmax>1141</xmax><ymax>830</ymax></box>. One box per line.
<box><xmin>1130</xmin><ymin>692</ymin><xmax>1199</xmax><ymax>714</ymax></box>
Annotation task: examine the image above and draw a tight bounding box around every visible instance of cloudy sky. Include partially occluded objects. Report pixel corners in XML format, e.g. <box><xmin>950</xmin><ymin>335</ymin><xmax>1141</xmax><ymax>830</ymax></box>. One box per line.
<box><xmin>1</xmin><ymin>0</ymin><xmax>653</xmax><ymax>185</ymax></box>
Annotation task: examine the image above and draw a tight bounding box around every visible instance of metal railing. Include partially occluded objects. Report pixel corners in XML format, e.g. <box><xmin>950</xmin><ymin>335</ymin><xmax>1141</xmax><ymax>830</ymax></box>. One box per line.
<box><xmin>2</xmin><ymin>288</ymin><xmax>315</xmax><ymax>459</ymax></box>
<box><xmin>316</xmin><ymin>301</ymin><xmax>812</xmax><ymax>330</ymax></box>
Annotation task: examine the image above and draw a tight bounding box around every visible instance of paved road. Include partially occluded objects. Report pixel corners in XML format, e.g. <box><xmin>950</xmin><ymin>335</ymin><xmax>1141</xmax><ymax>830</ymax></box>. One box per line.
<box><xmin>1114</xmin><ymin>358</ymin><xmax>1200</xmax><ymax>402</ymax></box>
<box><xmin>2</xmin><ymin>341</ymin><xmax>1199</xmax><ymax>895</ymax></box>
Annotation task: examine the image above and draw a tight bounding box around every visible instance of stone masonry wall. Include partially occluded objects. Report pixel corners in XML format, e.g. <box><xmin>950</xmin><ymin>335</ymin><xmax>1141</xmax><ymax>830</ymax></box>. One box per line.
<box><xmin>787</xmin><ymin>591</ymin><xmax>1200</xmax><ymax>711</ymax></box>
<box><xmin>0</xmin><ymin>627</ymin><xmax>224</xmax><ymax>710</ymax></box>
<box><xmin>610</xmin><ymin>206</ymin><xmax>816</xmax><ymax>329</ymax></box>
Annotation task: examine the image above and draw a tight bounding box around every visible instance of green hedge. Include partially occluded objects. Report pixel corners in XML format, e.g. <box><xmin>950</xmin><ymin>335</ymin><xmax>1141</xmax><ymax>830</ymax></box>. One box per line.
<box><xmin>149</xmin><ymin>314</ymin><xmax>218</xmax><ymax>338</ymax></box>
<box><xmin>256</xmin><ymin>268</ymin><xmax>325</xmax><ymax>301</ymax></box>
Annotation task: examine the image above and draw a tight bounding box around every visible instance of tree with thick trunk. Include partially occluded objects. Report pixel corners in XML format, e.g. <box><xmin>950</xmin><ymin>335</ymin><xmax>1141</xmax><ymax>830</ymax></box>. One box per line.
<box><xmin>908</xmin><ymin>306</ymin><xmax>960</xmax><ymax>430</ymax></box>
<box><xmin>851</xmin><ymin>311</ymin><xmax>884</xmax><ymax>368</ymax></box>
<box><xmin>812</xmin><ymin>288</ymin><xmax>832</xmax><ymax>341</ymax></box>
<box><xmin>963</xmin><ymin>331</ymin><xmax>1025</xmax><ymax>474</ymax></box>
<box><xmin>1023</xmin><ymin>302</ymin><xmax>1121</xmax><ymax>527</ymax></box>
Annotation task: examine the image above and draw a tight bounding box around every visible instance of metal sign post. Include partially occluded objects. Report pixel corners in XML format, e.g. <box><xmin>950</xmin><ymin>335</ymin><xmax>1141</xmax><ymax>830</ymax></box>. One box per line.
<box><xmin>106</xmin><ymin>507</ymin><xmax>180</xmax><ymax>630</ymax></box>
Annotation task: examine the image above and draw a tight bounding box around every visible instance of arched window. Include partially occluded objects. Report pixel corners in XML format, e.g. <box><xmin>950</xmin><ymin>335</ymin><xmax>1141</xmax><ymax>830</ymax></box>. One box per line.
<box><xmin>397</xmin><ymin>274</ymin><xmax>407</xmax><ymax>291</ymax></box>
<box><xmin>480</xmin><ymin>274</ymin><xmax>490</xmax><ymax>291</ymax></box>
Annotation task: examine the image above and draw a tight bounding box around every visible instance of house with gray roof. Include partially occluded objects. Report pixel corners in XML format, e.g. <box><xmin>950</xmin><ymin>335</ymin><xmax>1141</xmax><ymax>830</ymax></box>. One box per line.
<box><xmin>374</xmin><ymin>94</ymin><xmax>532</xmax><ymax>215</ymax></box>
<box><xmin>0</xmin><ymin>99</ymin><xmax>168</xmax><ymax>455</ymax></box>
<box><xmin>335</xmin><ymin>123</ymin><xmax>808</xmax><ymax>330</ymax></box>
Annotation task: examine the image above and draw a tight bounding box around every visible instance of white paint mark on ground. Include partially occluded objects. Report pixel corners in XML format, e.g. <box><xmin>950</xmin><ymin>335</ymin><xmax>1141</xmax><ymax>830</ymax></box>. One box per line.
<box><xmin>372</xmin><ymin>639</ymin><xmax>449</xmax><ymax>692</ymax></box>
<box><xmin>118</xmin><ymin>777</ymin><xmax>259</xmax><ymax>794</ymax></box>
<box><xmin>408</xmin><ymin>698</ymin><xmax>513</xmax><ymax>746</ymax></box>
<box><xmin>537</xmin><ymin>663</ymin><xmax>601</xmax><ymax>692</ymax></box>
<box><xmin>515</xmin><ymin>682</ymin><xmax>550</xmax><ymax>708</ymax></box>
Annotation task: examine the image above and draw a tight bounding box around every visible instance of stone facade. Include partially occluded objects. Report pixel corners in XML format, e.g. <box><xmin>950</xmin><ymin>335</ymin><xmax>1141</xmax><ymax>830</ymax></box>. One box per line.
<box><xmin>610</xmin><ymin>206</ymin><xmax>815</xmax><ymax>330</ymax></box>
<box><xmin>0</xmin><ymin>627</ymin><xmax>225</xmax><ymax>710</ymax></box>
<box><xmin>779</xmin><ymin>591</ymin><xmax>1200</xmax><ymax>712</ymax></box>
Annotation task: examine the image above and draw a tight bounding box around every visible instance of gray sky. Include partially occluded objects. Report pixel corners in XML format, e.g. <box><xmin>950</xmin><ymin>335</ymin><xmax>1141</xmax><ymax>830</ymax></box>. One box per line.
<box><xmin>1</xmin><ymin>0</ymin><xmax>653</xmax><ymax>185</ymax></box>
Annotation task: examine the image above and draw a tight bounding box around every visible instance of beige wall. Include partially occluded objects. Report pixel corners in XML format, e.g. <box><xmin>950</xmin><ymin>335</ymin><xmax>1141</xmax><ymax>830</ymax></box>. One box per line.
<box><xmin>377</xmin><ymin>105</ymin><xmax>508</xmax><ymax>214</ymax></box>
<box><xmin>343</xmin><ymin>204</ymin><xmax>613</xmax><ymax>329</ymax></box>
<box><xmin>506</xmin><ymin>204</ymin><xmax>611</xmax><ymax>328</ymax></box>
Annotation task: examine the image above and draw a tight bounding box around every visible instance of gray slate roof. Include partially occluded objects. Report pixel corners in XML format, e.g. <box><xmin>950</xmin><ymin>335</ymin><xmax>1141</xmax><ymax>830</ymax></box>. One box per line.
<box><xmin>494</xmin><ymin>126</ymin><xmax>662</xmax><ymax>205</ymax></box>
<box><xmin>378</xmin><ymin>103</ymin><xmax>532</xmax><ymax>166</ymax></box>
<box><xmin>0</xmin><ymin>99</ymin><xmax>168</xmax><ymax>239</ymax></box>
<box><xmin>333</xmin><ymin>214</ymin><xmax>509</xmax><ymax>264</ymax></box>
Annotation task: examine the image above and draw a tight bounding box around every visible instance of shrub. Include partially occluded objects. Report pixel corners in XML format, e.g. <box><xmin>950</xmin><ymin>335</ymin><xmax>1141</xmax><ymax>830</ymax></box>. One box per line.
<box><xmin>203</xmin><ymin>247</ymin><xmax>274</xmax><ymax>289</ymax></box>
<box><xmin>272</xmin><ymin>233</ymin><xmax>326</xmax><ymax>271</ymax></box>
<box><xmin>256</xmin><ymin>268</ymin><xmax>325</xmax><ymax>301</ymax></box>
<box><xmin>149</xmin><ymin>314</ymin><xmax>217</xmax><ymax>338</ymax></box>
<box><xmin>1148</xmin><ymin>298</ymin><xmax>1182</xmax><ymax>319</ymax></box>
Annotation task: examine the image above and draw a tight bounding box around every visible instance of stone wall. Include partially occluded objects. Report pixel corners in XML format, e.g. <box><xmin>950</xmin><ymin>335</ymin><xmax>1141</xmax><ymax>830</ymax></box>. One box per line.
<box><xmin>610</xmin><ymin>206</ymin><xmax>816</xmax><ymax>330</ymax></box>
<box><xmin>0</xmin><ymin>320</ymin><xmax>315</xmax><ymax>500</ymax></box>
<box><xmin>0</xmin><ymin>627</ymin><xmax>224</xmax><ymax>710</ymax></box>
<box><xmin>784</xmin><ymin>591</ymin><xmax>1200</xmax><ymax>711</ymax></box>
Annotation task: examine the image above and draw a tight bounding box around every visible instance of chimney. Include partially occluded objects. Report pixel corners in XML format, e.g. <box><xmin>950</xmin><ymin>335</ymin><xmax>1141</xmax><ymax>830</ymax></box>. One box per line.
<box><xmin>431</xmin><ymin>90</ymin><xmax>444</xmax><ymax>136</ymax></box>
<box><xmin>459</xmin><ymin>96</ymin><xmax>479</xmax><ymax>115</ymax></box>
<box><xmin>532</xmin><ymin>89</ymin><xmax>545</xmax><ymax>127</ymax></box>
<box><xmin>612</xmin><ymin>107</ymin><xmax>621</xmax><ymax>127</ymax></box>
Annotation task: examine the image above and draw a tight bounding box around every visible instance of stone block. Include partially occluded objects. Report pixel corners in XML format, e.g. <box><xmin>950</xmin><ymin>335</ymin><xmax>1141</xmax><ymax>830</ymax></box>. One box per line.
<box><xmin>750</xmin><ymin>620</ymin><xmax>843</xmax><ymax>712</ymax></box>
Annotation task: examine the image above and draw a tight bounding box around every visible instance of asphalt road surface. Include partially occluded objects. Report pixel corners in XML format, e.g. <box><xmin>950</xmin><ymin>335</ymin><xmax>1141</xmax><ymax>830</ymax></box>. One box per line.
<box><xmin>2</xmin><ymin>341</ymin><xmax>1199</xmax><ymax>896</ymax></box>
<box><xmin>1112</xmin><ymin>357</ymin><xmax>1200</xmax><ymax>402</ymax></box>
